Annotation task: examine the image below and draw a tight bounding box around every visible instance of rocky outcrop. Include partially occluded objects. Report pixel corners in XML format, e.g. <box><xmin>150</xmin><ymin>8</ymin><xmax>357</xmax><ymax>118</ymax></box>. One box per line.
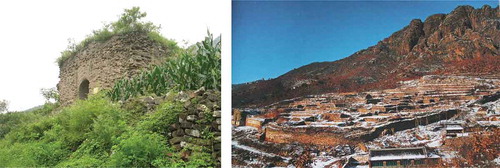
<box><xmin>58</xmin><ymin>32</ymin><xmax>173</xmax><ymax>105</ymax></box>
<box><xmin>233</xmin><ymin>5</ymin><xmax>500</xmax><ymax>107</ymax></box>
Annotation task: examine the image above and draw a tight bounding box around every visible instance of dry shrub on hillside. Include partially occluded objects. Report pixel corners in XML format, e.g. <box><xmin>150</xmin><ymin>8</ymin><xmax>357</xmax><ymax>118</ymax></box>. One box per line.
<box><xmin>440</xmin><ymin>128</ymin><xmax>500</xmax><ymax>167</ymax></box>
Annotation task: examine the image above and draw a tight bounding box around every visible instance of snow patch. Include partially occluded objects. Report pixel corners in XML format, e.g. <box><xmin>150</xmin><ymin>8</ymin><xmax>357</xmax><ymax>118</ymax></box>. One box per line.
<box><xmin>234</xmin><ymin>126</ymin><xmax>258</xmax><ymax>132</ymax></box>
<box><xmin>311</xmin><ymin>156</ymin><xmax>339</xmax><ymax>168</ymax></box>
<box><xmin>494</xmin><ymin>156</ymin><xmax>500</xmax><ymax>165</ymax></box>
<box><xmin>232</xmin><ymin>141</ymin><xmax>292</xmax><ymax>162</ymax></box>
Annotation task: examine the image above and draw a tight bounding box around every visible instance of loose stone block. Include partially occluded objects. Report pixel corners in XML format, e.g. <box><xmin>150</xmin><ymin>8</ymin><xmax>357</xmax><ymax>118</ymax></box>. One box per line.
<box><xmin>197</xmin><ymin>104</ymin><xmax>208</xmax><ymax>112</ymax></box>
<box><xmin>187</xmin><ymin>115</ymin><xmax>197</xmax><ymax>121</ymax></box>
<box><xmin>185</xmin><ymin>129</ymin><xmax>201</xmax><ymax>137</ymax></box>
<box><xmin>169</xmin><ymin>136</ymin><xmax>186</xmax><ymax>144</ymax></box>
<box><xmin>170</xmin><ymin>123</ymin><xmax>180</xmax><ymax>130</ymax></box>
<box><xmin>213</xmin><ymin>110</ymin><xmax>221</xmax><ymax>117</ymax></box>
<box><xmin>172</xmin><ymin>129</ymin><xmax>185</xmax><ymax>137</ymax></box>
<box><xmin>194</xmin><ymin>87</ymin><xmax>205</xmax><ymax>96</ymax></box>
<box><xmin>180</xmin><ymin>121</ymin><xmax>194</xmax><ymax>128</ymax></box>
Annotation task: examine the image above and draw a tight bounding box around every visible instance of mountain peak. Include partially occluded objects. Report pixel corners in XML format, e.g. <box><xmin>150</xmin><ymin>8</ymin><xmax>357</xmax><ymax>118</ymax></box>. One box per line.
<box><xmin>233</xmin><ymin>5</ymin><xmax>500</xmax><ymax>107</ymax></box>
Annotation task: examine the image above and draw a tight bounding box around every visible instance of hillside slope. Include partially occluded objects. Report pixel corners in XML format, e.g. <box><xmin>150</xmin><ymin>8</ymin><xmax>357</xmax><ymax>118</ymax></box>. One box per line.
<box><xmin>233</xmin><ymin>5</ymin><xmax>500</xmax><ymax>107</ymax></box>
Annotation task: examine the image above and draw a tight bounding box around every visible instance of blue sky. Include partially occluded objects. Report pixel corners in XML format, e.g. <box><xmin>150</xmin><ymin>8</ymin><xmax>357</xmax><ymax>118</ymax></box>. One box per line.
<box><xmin>232</xmin><ymin>0</ymin><xmax>498</xmax><ymax>84</ymax></box>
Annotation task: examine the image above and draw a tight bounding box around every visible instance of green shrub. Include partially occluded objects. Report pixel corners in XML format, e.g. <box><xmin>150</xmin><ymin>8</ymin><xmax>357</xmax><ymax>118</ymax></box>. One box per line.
<box><xmin>71</xmin><ymin>105</ymin><xmax>127</xmax><ymax>158</ymax></box>
<box><xmin>121</xmin><ymin>97</ymin><xmax>148</xmax><ymax>125</ymax></box>
<box><xmin>32</xmin><ymin>102</ymin><xmax>59</xmax><ymax>116</ymax></box>
<box><xmin>54</xmin><ymin>96</ymin><xmax>110</xmax><ymax>147</ymax></box>
<box><xmin>30</xmin><ymin>141</ymin><xmax>71</xmax><ymax>166</ymax></box>
<box><xmin>5</xmin><ymin>116</ymin><xmax>56</xmax><ymax>143</ymax></box>
<box><xmin>148</xmin><ymin>31</ymin><xmax>179</xmax><ymax>51</ymax></box>
<box><xmin>107</xmin><ymin>131</ymin><xmax>169</xmax><ymax>167</ymax></box>
<box><xmin>56</xmin><ymin>155</ymin><xmax>104</xmax><ymax>167</ymax></box>
<box><xmin>0</xmin><ymin>102</ymin><xmax>58</xmax><ymax>139</ymax></box>
<box><xmin>0</xmin><ymin>112</ymin><xmax>33</xmax><ymax>138</ymax></box>
<box><xmin>0</xmin><ymin>141</ymin><xmax>70</xmax><ymax>167</ymax></box>
<box><xmin>0</xmin><ymin>142</ymin><xmax>37</xmax><ymax>167</ymax></box>
<box><xmin>152</xmin><ymin>145</ymin><xmax>216</xmax><ymax>168</ymax></box>
<box><xmin>138</xmin><ymin>101</ymin><xmax>183</xmax><ymax>136</ymax></box>
<box><xmin>182</xmin><ymin>146</ymin><xmax>217</xmax><ymax>167</ymax></box>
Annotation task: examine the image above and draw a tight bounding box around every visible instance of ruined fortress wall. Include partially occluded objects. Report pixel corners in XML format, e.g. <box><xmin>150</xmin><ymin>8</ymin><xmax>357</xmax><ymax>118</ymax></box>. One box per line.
<box><xmin>361</xmin><ymin>109</ymin><xmax>459</xmax><ymax>141</ymax></box>
<box><xmin>58</xmin><ymin>32</ymin><xmax>171</xmax><ymax>105</ymax></box>
<box><xmin>265</xmin><ymin>127</ymin><xmax>357</xmax><ymax>146</ymax></box>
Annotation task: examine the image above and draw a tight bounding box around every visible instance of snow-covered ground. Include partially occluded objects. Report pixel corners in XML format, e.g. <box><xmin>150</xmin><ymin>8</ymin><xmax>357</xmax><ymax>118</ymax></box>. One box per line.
<box><xmin>311</xmin><ymin>156</ymin><xmax>339</xmax><ymax>168</ymax></box>
<box><xmin>368</xmin><ymin>123</ymin><xmax>444</xmax><ymax>149</ymax></box>
<box><xmin>494</xmin><ymin>156</ymin><xmax>500</xmax><ymax>165</ymax></box>
<box><xmin>234</xmin><ymin>126</ymin><xmax>258</xmax><ymax>132</ymax></box>
<box><xmin>232</xmin><ymin>141</ymin><xmax>292</xmax><ymax>162</ymax></box>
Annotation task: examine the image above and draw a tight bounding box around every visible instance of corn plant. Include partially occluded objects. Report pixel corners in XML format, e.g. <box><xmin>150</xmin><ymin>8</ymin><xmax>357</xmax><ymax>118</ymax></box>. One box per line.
<box><xmin>107</xmin><ymin>32</ymin><xmax>221</xmax><ymax>101</ymax></box>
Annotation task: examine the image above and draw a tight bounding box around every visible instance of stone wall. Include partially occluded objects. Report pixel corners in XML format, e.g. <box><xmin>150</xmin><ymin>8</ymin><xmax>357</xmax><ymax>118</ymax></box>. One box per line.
<box><xmin>360</xmin><ymin>109</ymin><xmax>459</xmax><ymax>141</ymax></box>
<box><xmin>265</xmin><ymin>125</ymin><xmax>357</xmax><ymax>146</ymax></box>
<box><xmin>58</xmin><ymin>32</ymin><xmax>173</xmax><ymax>105</ymax></box>
<box><xmin>168</xmin><ymin>88</ymin><xmax>221</xmax><ymax>167</ymax></box>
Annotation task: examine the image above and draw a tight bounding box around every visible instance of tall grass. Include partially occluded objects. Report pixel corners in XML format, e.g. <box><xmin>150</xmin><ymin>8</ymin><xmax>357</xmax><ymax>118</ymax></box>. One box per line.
<box><xmin>107</xmin><ymin>32</ymin><xmax>221</xmax><ymax>101</ymax></box>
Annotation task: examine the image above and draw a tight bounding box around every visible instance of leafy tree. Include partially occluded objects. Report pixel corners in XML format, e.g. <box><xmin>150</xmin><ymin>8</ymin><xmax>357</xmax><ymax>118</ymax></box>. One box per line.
<box><xmin>0</xmin><ymin>99</ymin><xmax>8</xmax><ymax>113</ymax></box>
<box><xmin>110</xmin><ymin>7</ymin><xmax>159</xmax><ymax>33</ymax></box>
<box><xmin>40</xmin><ymin>88</ymin><xmax>59</xmax><ymax>103</ymax></box>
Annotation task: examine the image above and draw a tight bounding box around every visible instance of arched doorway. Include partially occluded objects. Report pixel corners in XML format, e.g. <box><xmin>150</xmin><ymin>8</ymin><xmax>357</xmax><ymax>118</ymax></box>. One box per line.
<box><xmin>79</xmin><ymin>79</ymin><xmax>90</xmax><ymax>99</ymax></box>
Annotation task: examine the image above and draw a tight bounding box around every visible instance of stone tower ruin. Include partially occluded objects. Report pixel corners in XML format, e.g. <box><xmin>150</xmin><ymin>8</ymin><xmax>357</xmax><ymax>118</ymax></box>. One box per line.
<box><xmin>57</xmin><ymin>32</ymin><xmax>173</xmax><ymax>105</ymax></box>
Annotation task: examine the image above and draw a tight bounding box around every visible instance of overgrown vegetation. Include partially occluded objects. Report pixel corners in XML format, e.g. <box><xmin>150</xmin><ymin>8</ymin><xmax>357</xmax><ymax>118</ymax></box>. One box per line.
<box><xmin>108</xmin><ymin>32</ymin><xmax>221</xmax><ymax>101</ymax></box>
<box><xmin>0</xmin><ymin>93</ymin><xmax>216</xmax><ymax>167</ymax></box>
<box><xmin>56</xmin><ymin>7</ymin><xmax>179</xmax><ymax>67</ymax></box>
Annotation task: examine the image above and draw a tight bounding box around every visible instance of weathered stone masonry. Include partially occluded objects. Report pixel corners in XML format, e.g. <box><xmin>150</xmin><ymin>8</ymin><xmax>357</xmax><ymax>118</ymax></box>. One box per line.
<box><xmin>57</xmin><ymin>32</ymin><xmax>172</xmax><ymax>105</ymax></box>
<box><xmin>168</xmin><ymin>89</ymin><xmax>222</xmax><ymax>166</ymax></box>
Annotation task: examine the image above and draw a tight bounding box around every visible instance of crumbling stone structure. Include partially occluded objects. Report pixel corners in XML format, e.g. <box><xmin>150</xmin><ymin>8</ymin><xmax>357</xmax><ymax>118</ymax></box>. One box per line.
<box><xmin>168</xmin><ymin>89</ymin><xmax>222</xmax><ymax>166</ymax></box>
<box><xmin>58</xmin><ymin>32</ymin><xmax>173</xmax><ymax>105</ymax></box>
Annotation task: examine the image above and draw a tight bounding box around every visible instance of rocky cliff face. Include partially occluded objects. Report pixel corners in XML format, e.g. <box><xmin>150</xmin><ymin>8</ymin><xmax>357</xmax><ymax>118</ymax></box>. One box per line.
<box><xmin>233</xmin><ymin>5</ymin><xmax>500</xmax><ymax>107</ymax></box>
<box><xmin>58</xmin><ymin>32</ymin><xmax>173</xmax><ymax>105</ymax></box>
